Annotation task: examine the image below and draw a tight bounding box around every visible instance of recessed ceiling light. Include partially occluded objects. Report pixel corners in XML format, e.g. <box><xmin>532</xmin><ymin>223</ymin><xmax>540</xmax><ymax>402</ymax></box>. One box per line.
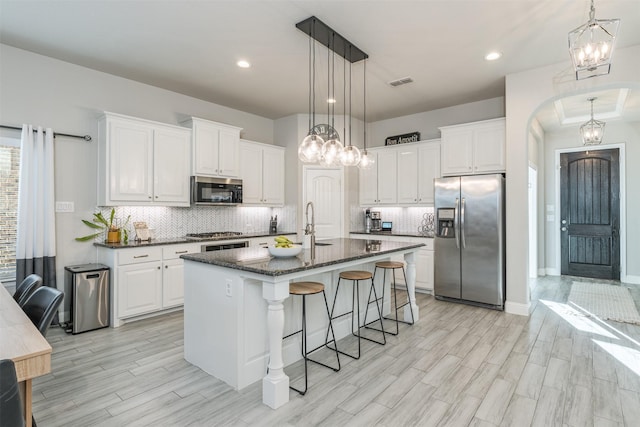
<box><xmin>484</xmin><ymin>52</ymin><xmax>502</xmax><ymax>61</ymax></box>
<box><xmin>327</xmin><ymin>98</ymin><xmax>337</xmax><ymax>104</ymax></box>
<box><xmin>237</xmin><ymin>60</ymin><xmax>251</xmax><ymax>68</ymax></box>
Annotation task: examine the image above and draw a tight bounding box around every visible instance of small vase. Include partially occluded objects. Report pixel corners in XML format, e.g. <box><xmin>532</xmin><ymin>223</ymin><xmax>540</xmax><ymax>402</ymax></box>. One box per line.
<box><xmin>106</xmin><ymin>230</ymin><xmax>121</xmax><ymax>243</ymax></box>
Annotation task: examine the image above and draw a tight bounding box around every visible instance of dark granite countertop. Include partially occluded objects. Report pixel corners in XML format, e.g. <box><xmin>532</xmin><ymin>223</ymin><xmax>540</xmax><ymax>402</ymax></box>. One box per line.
<box><xmin>181</xmin><ymin>237</ymin><xmax>424</xmax><ymax>277</ymax></box>
<box><xmin>94</xmin><ymin>231</ymin><xmax>297</xmax><ymax>249</ymax></box>
<box><xmin>350</xmin><ymin>230</ymin><xmax>434</xmax><ymax>239</ymax></box>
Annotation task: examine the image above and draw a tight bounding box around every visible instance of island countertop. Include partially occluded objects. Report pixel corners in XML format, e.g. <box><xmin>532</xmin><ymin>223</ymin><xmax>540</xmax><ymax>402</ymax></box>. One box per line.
<box><xmin>181</xmin><ymin>237</ymin><xmax>425</xmax><ymax>276</ymax></box>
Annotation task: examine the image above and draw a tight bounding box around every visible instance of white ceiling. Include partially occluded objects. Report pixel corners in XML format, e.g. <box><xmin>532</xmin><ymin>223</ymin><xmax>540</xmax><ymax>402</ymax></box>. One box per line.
<box><xmin>1</xmin><ymin>0</ymin><xmax>639</xmax><ymax>127</ymax></box>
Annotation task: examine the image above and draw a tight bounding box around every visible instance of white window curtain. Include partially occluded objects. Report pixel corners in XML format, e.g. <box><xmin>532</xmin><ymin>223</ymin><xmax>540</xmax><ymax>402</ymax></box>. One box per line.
<box><xmin>16</xmin><ymin>125</ymin><xmax>57</xmax><ymax>293</ymax></box>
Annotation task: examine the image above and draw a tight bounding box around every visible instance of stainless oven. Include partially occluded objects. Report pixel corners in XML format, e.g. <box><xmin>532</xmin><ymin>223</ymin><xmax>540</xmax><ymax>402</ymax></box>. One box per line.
<box><xmin>201</xmin><ymin>240</ymin><xmax>249</xmax><ymax>252</ymax></box>
<box><xmin>191</xmin><ymin>176</ymin><xmax>243</xmax><ymax>205</ymax></box>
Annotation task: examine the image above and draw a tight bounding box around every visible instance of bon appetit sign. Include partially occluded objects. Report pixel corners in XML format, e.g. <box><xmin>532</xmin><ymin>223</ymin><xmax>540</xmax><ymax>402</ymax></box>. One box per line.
<box><xmin>385</xmin><ymin>131</ymin><xmax>420</xmax><ymax>146</ymax></box>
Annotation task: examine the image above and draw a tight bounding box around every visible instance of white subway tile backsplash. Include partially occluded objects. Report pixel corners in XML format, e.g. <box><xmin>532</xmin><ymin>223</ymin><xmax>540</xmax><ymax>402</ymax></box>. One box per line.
<box><xmin>100</xmin><ymin>205</ymin><xmax>296</xmax><ymax>239</ymax></box>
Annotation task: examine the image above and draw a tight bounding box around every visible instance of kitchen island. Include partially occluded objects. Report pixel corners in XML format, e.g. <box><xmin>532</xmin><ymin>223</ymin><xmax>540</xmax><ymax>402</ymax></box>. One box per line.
<box><xmin>181</xmin><ymin>237</ymin><xmax>424</xmax><ymax>409</ymax></box>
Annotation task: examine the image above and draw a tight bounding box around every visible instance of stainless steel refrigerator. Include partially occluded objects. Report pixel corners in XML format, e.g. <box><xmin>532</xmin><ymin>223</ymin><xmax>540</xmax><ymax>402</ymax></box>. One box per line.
<box><xmin>434</xmin><ymin>174</ymin><xmax>505</xmax><ymax>310</ymax></box>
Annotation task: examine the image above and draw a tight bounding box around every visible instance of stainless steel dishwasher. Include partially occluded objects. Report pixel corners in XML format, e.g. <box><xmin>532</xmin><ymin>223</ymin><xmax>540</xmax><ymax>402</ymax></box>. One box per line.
<box><xmin>65</xmin><ymin>264</ymin><xmax>110</xmax><ymax>334</ymax></box>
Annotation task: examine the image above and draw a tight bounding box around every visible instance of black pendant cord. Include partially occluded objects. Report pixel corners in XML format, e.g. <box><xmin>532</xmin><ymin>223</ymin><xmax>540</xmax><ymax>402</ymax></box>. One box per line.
<box><xmin>307</xmin><ymin>34</ymin><xmax>312</xmax><ymax>133</ymax></box>
<box><xmin>331</xmin><ymin>33</ymin><xmax>336</xmax><ymax>134</ymax></box>
<box><xmin>363</xmin><ymin>59</ymin><xmax>367</xmax><ymax>151</ymax></box>
<box><xmin>348</xmin><ymin>46</ymin><xmax>352</xmax><ymax>148</ymax></box>
<box><xmin>311</xmin><ymin>18</ymin><xmax>317</xmax><ymax>132</ymax></box>
<box><xmin>342</xmin><ymin>47</ymin><xmax>347</xmax><ymax>147</ymax></box>
<box><xmin>0</xmin><ymin>124</ymin><xmax>92</xmax><ymax>141</ymax></box>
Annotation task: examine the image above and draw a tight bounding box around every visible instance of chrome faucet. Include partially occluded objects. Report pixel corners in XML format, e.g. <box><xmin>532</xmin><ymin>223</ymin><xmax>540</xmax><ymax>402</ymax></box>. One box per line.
<box><xmin>305</xmin><ymin>201</ymin><xmax>316</xmax><ymax>258</ymax></box>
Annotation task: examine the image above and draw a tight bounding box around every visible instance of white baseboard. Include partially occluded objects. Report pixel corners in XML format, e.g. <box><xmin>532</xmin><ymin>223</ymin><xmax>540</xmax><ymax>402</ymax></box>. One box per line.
<box><xmin>537</xmin><ymin>268</ymin><xmax>546</xmax><ymax>276</ymax></box>
<box><xmin>622</xmin><ymin>274</ymin><xmax>640</xmax><ymax>285</ymax></box>
<box><xmin>505</xmin><ymin>300</ymin><xmax>531</xmax><ymax>316</ymax></box>
<box><xmin>546</xmin><ymin>268</ymin><xmax>560</xmax><ymax>276</ymax></box>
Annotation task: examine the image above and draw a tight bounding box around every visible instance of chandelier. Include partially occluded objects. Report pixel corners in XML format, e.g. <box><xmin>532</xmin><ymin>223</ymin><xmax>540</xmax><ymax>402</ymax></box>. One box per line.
<box><xmin>580</xmin><ymin>97</ymin><xmax>605</xmax><ymax>145</ymax></box>
<box><xmin>568</xmin><ymin>0</ymin><xmax>620</xmax><ymax>80</ymax></box>
<box><xmin>296</xmin><ymin>16</ymin><xmax>369</xmax><ymax>167</ymax></box>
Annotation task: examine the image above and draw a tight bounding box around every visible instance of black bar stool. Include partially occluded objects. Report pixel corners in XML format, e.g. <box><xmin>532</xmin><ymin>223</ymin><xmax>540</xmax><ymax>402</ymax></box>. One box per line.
<box><xmin>284</xmin><ymin>281</ymin><xmax>340</xmax><ymax>395</ymax></box>
<box><xmin>326</xmin><ymin>270</ymin><xmax>386</xmax><ymax>360</ymax></box>
<box><xmin>364</xmin><ymin>261</ymin><xmax>415</xmax><ymax>337</ymax></box>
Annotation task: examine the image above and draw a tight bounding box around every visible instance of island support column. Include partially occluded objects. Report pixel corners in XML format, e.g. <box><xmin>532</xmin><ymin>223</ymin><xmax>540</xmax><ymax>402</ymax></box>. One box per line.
<box><xmin>262</xmin><ymin>278</ymin><xmax>290</xmax><ymax>409</ymax></box>
<box><xmin>404</xmin><ymin>251</ymin><xmax>420</xmax><ymax>322</ymax></box>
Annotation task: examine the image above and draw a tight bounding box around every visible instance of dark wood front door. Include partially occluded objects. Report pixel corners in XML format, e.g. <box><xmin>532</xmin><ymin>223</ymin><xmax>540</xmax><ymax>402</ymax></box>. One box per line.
<box><xmin>560</xmin><ymin>148</ymin><xmax>620</xmax><ymax>280</ymax></box>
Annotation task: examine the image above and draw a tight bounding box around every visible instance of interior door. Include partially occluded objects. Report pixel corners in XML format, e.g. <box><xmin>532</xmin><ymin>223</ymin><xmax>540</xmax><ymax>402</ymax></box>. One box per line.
<box><xmin>560</xmin><ymin>148</ymin><xmax>620</xmax><ymax>279</ymax></box>
<box><xmin>303</xmin><ymin>167</ymin><xmax>343</xmax><ymax>239</ymax></box>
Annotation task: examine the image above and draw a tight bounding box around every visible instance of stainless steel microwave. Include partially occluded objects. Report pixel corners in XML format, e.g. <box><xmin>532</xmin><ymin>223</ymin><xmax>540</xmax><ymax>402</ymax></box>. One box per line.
<box><xmin>190</xmin><ymin>176</ymin><xmax>243</xmax><ymax>205</ymax></box>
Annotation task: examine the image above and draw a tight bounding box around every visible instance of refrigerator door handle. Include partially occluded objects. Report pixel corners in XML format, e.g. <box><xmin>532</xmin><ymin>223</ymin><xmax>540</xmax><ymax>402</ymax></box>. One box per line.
<box><xmin>461</xmin><ymin>197</ymin><xmax>466</xmax><ymax>249</ymax></box>
<box><xmin>454</xmin><ymin>197</ymin><xmax>460</xmax><ymax>249</ymax></box>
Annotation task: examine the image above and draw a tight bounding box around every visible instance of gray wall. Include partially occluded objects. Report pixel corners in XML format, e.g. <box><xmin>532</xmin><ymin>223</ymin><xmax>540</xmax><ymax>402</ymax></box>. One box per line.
<box><xmin>0</xmin><ymin>44</ymin><xmax>277</xmax><ymax>290</ymax></box>
<box><xmin>369</xmin><ymin>97</ymin><xmax>505</xmax><ymax>146</ymax></box>
<box><xmin>542</xmin><ymin>121</ymin><xmax>640</xmax><ymax>278</ymax></box>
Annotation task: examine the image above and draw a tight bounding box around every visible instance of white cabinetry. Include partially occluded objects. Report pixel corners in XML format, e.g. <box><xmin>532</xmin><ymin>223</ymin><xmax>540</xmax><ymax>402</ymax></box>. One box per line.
<box><xmin>239</xmin><ymin>140</ymin><xmax>285</xmax><ymax>205</ymax></box>
<box><xmin>98</xmin><ymin>242</ymin><xmax>200</xmax><ymax>326</ymax></box>
<box><xmin>349</xmin><ymin>234</ymin><xmax>434</xmax><ymax>293</ymax></box>
<box><xmin>360</xmin><ymin>149</ymin><xmax>397</xmax><ymax>205</ymax></box>
<box><xmin>396</xmin><ymin>140</ymin><xmax>441</xmax><ymax>205</ymax></box>
<box><xmin>183</xmin><ymin>117</ymin><xmax>242</xmax><ymax>177</ymax></box>
<box><xmin>360</xmin><ymin>140</ymin><xmax>440</xmax><ymax>206</ymax></box>
<box><xmin>440</xmin><ymin>118</ymin><xmax>505</xmax><ymax>176</ymax></box>
<box><xmin>98</xmin><ymin>112</ymin><xmax>191</xmax><ymax>207</ymax></box>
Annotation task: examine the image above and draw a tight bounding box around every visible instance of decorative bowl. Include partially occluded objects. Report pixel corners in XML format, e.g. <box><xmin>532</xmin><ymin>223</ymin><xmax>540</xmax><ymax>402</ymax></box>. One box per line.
<box><xmin>267</xmin><ymin>245</ymin><xmax>302</xmax><ymax>258</ymax></box>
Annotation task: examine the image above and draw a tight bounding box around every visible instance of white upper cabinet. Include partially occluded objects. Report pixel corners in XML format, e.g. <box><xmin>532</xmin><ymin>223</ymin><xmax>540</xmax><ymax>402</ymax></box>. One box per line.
<box><xmin>396</xmin><ymin>145</ymin><xmax>419</xmax><ymax>204</ymax></box>
<box><xmin>183</xmin><ymin>117</ymin><xmax>242</xmax><ymax>177</ymax></box>
<box><xmin>239</xmin><ymin>139</ymin><xmax>285</xmax><ymax>206</ymax></box>
<box><xmin>417</xmin><ymin>141</ymin><xmax>441</xmax><ymax>204</ymax></box>
<box><xmin>440</xmin><ymin>118</ymin><xmax>505</xmax><ymax>176</ymax></box>
<box><xmin>360</xmin><ymin>140</ymin><xmax>441</xmax><ymax>206</ymax></box>
<box><xmin>153</xmin><ymin>126</ymin><xmax>191</xmax><ymax>204</ymax></box>
<box><xmin>98</xmin><ymin>112</ymin><xmax>191</xmax><ymax>206</ymax></box>
<box><xmin>359</xmin><ymin>148</ymin><xmax>397</xmax><ymax>205</ymax></box>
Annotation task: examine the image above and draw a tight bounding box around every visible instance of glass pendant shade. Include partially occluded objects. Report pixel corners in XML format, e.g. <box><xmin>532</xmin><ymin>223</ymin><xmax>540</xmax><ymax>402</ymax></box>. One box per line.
<box><xmin>298</xmin><ymin>134</ymin><xmax>324</xmax><ymax>163</ymax></box>
<box><xmin>358</xmin><ymin>149</ymin><xmax>375</xmax><ymax>170</ymax></box>
<box><xmin>580</xmin><ymin>97</ymin><xmax>605</xmax><ymax>146</ymax></box>
<box><xmin>340</xmin><ymin>145</ymin><xmax>361</xmax><ymax>167</ymax></box>
<box><xmin>568</xmin><ymin>0</ymin><xmax>620</xmax><ymax>80</ymax></box>
<box><xmin>321</xmin><ymin>138</ymin><xmax>344</xmax><ymax>166</ymax></box>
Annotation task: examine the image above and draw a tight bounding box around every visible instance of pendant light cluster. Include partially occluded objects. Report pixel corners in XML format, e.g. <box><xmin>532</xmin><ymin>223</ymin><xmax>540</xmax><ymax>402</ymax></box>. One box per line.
<box><xmin>296</xmin><ymin>16</ymin><xmax>372</xmax><ymax>169</ymax></box>
<box><xmin>580</xmin><ymin>97</ymin><xmax>605</xmax><ymax>146</ymax></box>
<box><xmin>568</xmin><ymin>0</ymin><xmax>620</xmax><ymax>80</ymax></box>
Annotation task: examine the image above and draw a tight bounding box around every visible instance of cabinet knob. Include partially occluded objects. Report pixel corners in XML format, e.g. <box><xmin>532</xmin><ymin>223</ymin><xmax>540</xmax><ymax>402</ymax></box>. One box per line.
<box><xmin>155</xmin><ymin>196</ymin><xmax>158</xmax><ymax>199</ymax></box>
<box><xmin>157</xmin><ymin>266</ymin><xmax>161</xmax><ymax>270</ymax></box>
<box><xmin>148</xmin><ymin>196</ymin><xmax>152</xmax><ymax>199</ymax></box>
<box><xmin>414</xmin><ymin>199</ymin><xmax>417</xmax><ymax>202</ymax></box>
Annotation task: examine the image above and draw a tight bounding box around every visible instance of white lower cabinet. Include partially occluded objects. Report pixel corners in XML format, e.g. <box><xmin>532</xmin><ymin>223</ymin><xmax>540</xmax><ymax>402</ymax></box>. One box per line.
<box><xmin>98</xmin><ymin>243</ymin><xmax>200</xmax><ymax>326</ymax></box>
<box><xmin>117</xmin><ymin>260</ymin><xmax>163</xmax><ymax>318</ymax></box>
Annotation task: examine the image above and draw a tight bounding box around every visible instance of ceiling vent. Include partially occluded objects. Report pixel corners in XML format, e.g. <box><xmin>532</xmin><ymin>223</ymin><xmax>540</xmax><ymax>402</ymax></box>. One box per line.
<box><xmin>389</xmin><ymin>77</ymin><xmax>413</xmax><ymax>87</ymax></box>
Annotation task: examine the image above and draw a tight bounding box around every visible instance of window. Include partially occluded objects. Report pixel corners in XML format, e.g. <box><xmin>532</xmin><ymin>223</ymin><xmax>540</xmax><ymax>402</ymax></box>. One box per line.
<box><xmin>0</xmin><ymin>136</ymin><xmax>20</xmax><ymax>281</ymax></box>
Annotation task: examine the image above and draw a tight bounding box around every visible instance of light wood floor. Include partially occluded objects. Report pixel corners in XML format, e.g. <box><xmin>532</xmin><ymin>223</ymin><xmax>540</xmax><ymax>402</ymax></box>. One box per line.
<box><xmin>32</xmin><ymin>276</ymin><xmax>640</xmax><ymax>426</ymax></box>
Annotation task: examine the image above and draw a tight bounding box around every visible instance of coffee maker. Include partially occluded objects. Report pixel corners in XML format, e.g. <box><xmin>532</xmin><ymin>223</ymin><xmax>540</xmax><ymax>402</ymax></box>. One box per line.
<box><xmin>370</xmin><ymin>211</ymin><xmax>382</xmax><ymax>231</ymax></box>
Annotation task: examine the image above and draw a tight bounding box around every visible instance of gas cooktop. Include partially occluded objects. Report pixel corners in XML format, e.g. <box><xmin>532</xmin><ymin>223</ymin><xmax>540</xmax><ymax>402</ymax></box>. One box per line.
<box><xmin>185</xmin><ymin>231</ymin><xmax>244</xmax><ymax>241</ymax></box>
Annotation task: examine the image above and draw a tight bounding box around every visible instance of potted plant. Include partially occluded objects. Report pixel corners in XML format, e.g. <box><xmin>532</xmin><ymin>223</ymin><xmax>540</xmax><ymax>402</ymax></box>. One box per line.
<box><xmin>76</xmin><ymin>208</ymin><xmax>130</xmax><ymax>244</ymax></box>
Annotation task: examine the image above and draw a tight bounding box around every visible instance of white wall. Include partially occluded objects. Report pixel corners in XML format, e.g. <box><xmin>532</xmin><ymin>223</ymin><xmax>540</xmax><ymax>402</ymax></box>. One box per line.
<box><xmin>505</xmin><ymin>44</ymin><xmax>640</xmax><ymax>315</ymax></box>
<box><xmin>0</xmin><ymin>44</ymin><xmax>276</xmax><ymax>292</ymax></box>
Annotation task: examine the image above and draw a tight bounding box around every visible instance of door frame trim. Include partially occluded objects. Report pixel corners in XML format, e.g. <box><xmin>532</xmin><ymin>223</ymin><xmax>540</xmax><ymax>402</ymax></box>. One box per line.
<box><xmin>554</xmin><ymin>143</ymin><xmax>626</xmax><ymax>281</ymax></box>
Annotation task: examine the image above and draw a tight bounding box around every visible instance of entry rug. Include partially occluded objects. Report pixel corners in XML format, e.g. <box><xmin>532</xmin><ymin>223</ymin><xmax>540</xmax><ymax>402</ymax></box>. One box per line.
<box><xmin>569</xmin><ymin>282</ymin><xmax>640</xmax><ymax>325</ymax></box>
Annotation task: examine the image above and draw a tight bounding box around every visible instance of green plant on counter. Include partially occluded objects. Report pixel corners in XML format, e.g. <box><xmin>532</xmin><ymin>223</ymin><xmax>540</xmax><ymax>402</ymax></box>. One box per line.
<box><xmin>76</xmin><ymin>208</ymin><xmax>131</xmax><ymax>244</ymax></box>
